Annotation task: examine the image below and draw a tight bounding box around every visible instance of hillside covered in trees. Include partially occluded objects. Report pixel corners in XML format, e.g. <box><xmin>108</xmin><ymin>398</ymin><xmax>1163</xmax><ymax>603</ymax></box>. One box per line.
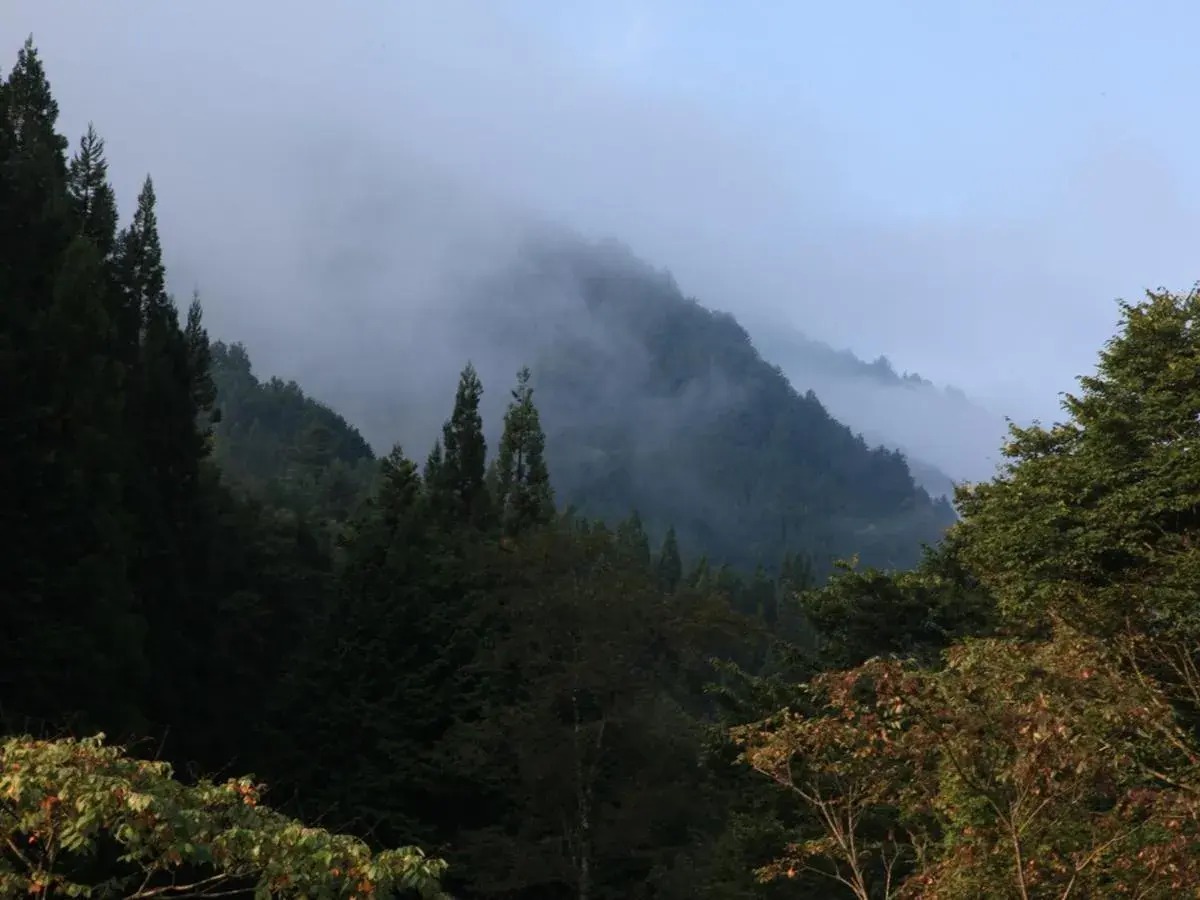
<box><xmin>8</xmin><ymin>36</ymin><xmax>1200</xmax><ymax>899</ymax></box>
<box><xmin>492</xmin><ymin>236</ymin><xmax>957</xmax><ymax>572</ymax></box>
<box><xmin>264</xmin><ymin>222</ymin><xmax>960</xmax><ymax>575</ymax></box>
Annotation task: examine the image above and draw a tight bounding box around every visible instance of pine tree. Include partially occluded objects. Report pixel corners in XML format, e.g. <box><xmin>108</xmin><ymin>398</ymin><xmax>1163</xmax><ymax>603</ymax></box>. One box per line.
<box><xmin>655</xmin><ymin>525</ymin><xmax>682</xmax><ymax>591</ymax></box>
<box><xmin>0</xmin><ymin>36</ymin><xmax>72</xmax><ymax>359</ymax></box>
<box><xmin>114</xmin><ymin>175</ymin><xmax>221</xmax><ymax>757</ymax></box>
<box><xmin>494</xmin><ymin>366</ymin><xmax>555</xmax><ymax>537</ymax></box>
<box><xmin>184</xmin><ymin>290</ymin><xmax>219</xmax><ymax>439</ymax></box>
<box><xmin>432</xmin><ymin>362</ymin><xmax>491</xmax><ymax>528</ymax></box>
<box><xmin>111</xmin><ymin>175</ymin><xmax>165</xmax><ymax>366</ymax></box>
<box><xmin>0</xmin><ymin>39</ymin><xmax>144</xmax><ymax>737</ymax></box>
<box><xmin>66</xmin><ymin>123</ymin><xmax>118</xmax><ymax>258</ymax></box>
<box><xmin>423</xmin><ymin>439</ymin><xmax>443</xmax><ymax>486</ymax></box>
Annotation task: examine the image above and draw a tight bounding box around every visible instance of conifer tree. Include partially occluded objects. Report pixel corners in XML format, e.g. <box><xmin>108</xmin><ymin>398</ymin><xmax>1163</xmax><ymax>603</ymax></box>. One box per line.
<box><xmin>433</xmin><ymin>362</ymin><xmax>491</xmax><ymax>528</ymax></box>
<box><xmin>495</xmin><ymin>366</ymin><xmax>555</xmax><ymax>536</ymax></box>
<box><xmin>112</xmin><ymin>175</ymin><xmax>165</xmax><ymax>366</ymax></box>
<box><xmin>278</xmin><ymin>444</ymin><xmax>455</xmax><ymax>849</ymax></box>
<box><xmin>655</xmin><ymin>525</ymin><xmax>682</xmax><ymax>591</ymax></box>
<box><xmin>0</xmin><ymin>38</ymin><xmax>70</xmax><ymax>299</ymax></box>
<box><xmin>114</xmin><ymin>176</ymin><xmax>221</xmax><ymax>757</ymax></box>
<box><xmin>66</xmin><ymin>123</ymin><xmax>118</xmax><ymax>258</ymax></box>
<box><xmin>423</xmin><ymin>439</ymin><xmax>443</xmax><ymax>486</ymax></box>
<box><xmin>184</xmin><ymin>290</ymin><xmax>218</xmax><ymax>438</ymax></box>
<box><xmin>0</xmin><ymin>42</ymin><xmax>147</xmax><ymax>738</ymax></box>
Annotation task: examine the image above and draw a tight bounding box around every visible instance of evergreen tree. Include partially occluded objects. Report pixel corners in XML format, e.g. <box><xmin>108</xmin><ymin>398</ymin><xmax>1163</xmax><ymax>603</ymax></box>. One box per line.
<box><xmin>66</xmin><ymin>123</ymin><xmax>118</xmax><ymax>258</ymax></box>
<box><xmin>111</xmin><ymin>175</ymin><xmax>164</xmax><ymax>367</ymax></box>
<box><xmin>277</xmin><ymin>444</ymin><xmax>453</xmax><ymax>848</ymax></box>
<box><xmin>0</xmin><ymin>40</ymin><xmax>143</xmax><ymax>738</ymax></box>
<box><xmin>494</xmin><ymin>366</ymin><xmax>555</xmax><ymax>537</ymax></box>
<box><xmin>113</xmin><ymin>176</ymin><xmax>222</xmax><ymax>759</ymax></box>
<box><xmin>655</xmin><ymin>525</ymin><xmax>683</xmax><ymax>591</ymax></box>
<box><xmin>689</xmin><ymin>552</ymin><xmax>711</xmax><ymax>590</ymax></box>
<box><xmin>1</xmin><ymin>234</ymin><xmax>145</xmax><ymax>737</ymax></box>
<box><xmin>184</xmin><ymin>290</ymin><xmax>218</xmax><ymax>433</ymax></box>
<box><xmin>423</xmin><ymin>438</ymin><xmax>443</xmax><ymax>485</ymax></box>
<box><xmin>0</xmin><ymin>37</ymin><xmax>70</xmax><ymax>305</ymax></box>
<box><xmin>432</xmin><ymin>362</ymin><xmax>491</xmax><ymax>528</ymax></box>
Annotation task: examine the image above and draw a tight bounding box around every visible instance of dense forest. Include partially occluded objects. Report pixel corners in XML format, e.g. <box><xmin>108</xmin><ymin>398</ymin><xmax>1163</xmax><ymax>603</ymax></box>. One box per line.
<box><xmin>6</xmin><ymin>36</ymin><xmax>1200</xmax><ymax>899</ymax></box>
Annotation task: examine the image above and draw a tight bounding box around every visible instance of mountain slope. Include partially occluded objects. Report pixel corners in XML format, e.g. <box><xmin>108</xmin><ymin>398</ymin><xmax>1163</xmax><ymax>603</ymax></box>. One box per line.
<box><xmin>209</xmin><ymin>341</ymin><xmax>377</xmax><ymax>525</ymax></box>
<box><xmin>746</xmin><ymin>321</ymin><xmax>1007</xmax><ymax>491</ymax></box>
<box><xmin>211</xmin><ymin>231</ymin><xmax>954</xmax><ymax>572</ymax></box>
<box><xmin>480</xmin><ymin>237</ymin><xmax>957</xmax><ymax>571</ymax></box>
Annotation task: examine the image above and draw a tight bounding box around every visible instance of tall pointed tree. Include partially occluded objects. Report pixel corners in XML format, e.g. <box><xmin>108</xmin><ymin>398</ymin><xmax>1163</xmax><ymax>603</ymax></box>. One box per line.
<box><xmin>494</xmin><ymin>366</ymin><xmax>555</xmax><ymax>537</ymax></box>
<box><xmin>433</xmin><ymin>362</ymin><xmax>491</xmax><ymax>529</ymax></box>
<box><xmin>0</xmin><ymin>37</ymin><xmax>70</xmax><ymax>306</ymax></box>
<box><xmin>0</xmin><ymin>40</ymin><xmax>143</xmax><ymax>738</ymax></box>
<box><xmin>112</xmin><ymin>175</ymin><xmax>165</xmax><ymax>361</ymax></box>
<box><xmin>184</xmin><ymin>290</ymin><xmax>218</xmax><ymax>440</ymax></box>
<box><xmin>66</xmin><ymin>123</ymin><xmax>118</xmax><ymax>258</ymax></box>
<box><xmin>114</xmin><ymin>175</ymin><xmax>221</xmax><ymax>757</ymax></box>
<box><xmin>655</xmin><ymin>525</ymin><xmax>682</xmax><ymax>591</ymax></box>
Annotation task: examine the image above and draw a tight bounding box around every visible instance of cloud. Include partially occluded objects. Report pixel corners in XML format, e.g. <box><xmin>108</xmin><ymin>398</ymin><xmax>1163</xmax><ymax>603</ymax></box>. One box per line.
<box><xmin>4</xmin><ymin>0</ymin><xmax>1198</xmax><ymax>456</ymax></box>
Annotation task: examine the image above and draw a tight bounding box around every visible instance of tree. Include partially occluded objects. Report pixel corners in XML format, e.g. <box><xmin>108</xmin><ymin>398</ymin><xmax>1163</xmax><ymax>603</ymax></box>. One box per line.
<box><xmin>0</xmin><ymin>36</ymin><xmax>71</xmax><ymax>307</ymax></box>
<box><xmin>656</xmin><ymin>526</ymin><xmax>683</xmax><ymax>591</ymax></box>
<box><xmin>443</xmin><ymin>522</ymin><xmax>730</xmax><ymax>900</ymax></box>
<box><xmin>0</xmin><ymin>734</ymin><xmax>448</xmax><ymax>898</ymax></box>
<box><xmin>733</xmin><ymin>632</ymin><xmax>1200</xmax><ymax>899</ymax></box>
<box><xmin>494</xmin><ymin>365</ymin><xmax>555</xmax><ymax>537</ymax></box>
<box><xmin>184</xmin><ymin>290</ymin><xmax>218</xmax><ymax>437</ymax></box>
<box><xmin>66</xmin><ymin>123</ymin><xmax>118</xmax><ymax>258</ymax></box>
<box><xmin>798</xmin><ymin>551</ymin><xmax>993</xmax><ymax>671</ymax></box>
<box><xmin>112</xmin><ymin>175</ymin><xmax>166</xmax><ymax>365</ymax></box>
<box><xmin>0</xmin><ymin>234</ymin><xmax>146</xmax><ymax>738</ymax></box>
<box><xmin>952</xmin><ymin>286</ymin><xmax>1200</xmax><ymax>722</ymax></box>
<box><xmin>432</xmin><ymin>362</ymin><xmax>491</xmax><ymax>529</ymax></box>
<box><xmin>273</xmin><ymin>444</ymin><xmax>475</xmax><ymax>852</ymax></box>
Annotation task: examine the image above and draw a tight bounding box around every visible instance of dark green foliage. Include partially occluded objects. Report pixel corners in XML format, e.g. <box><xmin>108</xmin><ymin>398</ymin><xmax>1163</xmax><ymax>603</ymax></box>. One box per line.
<box><xmin>796</xmin><ymin>545</ymin><xmax>995</xmax><ymax>670</ymax></box>
<box><xmin>432</xmin><ymin>362</ymin><xmax>492</xmax><ymax>529</ymax></box>
<box><xmin>66</xmin><ymin>123</ymin><xmax>118</xmax><ymax>258</ymax></box>
<box><xmin>494</xmin><ymin>366</ymin><xmax>555</xmax><ymax>536</ymax></box>
<box><xmin>656</xmin><ymin>526</ymin><xmax>683</xmax><ymax>591</ymax></box>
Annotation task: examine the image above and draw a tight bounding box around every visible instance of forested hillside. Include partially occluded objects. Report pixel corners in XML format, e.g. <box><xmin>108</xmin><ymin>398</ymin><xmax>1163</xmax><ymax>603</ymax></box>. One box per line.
<box><xmin>748</xmin><ymin>322</ymin><xmax>1006</xmax><ymax>493</ymax></box>
<box><xmin>209</xmin><ymin>340</ymin><xmax>378</xmax><ymax>538</ymax></box>
<box><xmin>285</xmin><ymin>228</ymin><xmax>958</xmax><ymax>574</ymax></box>
<box><xmin>508</xmin><ymin>237</ymin><xmax>957</xmax><ymax>572</ymax></box>
<box><xmin>8</xmin><ymin>36</ymin><xmax>1200</xmax><ymax>899</ymax></box>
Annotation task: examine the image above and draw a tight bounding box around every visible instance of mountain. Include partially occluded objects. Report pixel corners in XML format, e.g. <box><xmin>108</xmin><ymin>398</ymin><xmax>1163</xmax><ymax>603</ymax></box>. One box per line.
<box><xmin>243</xmin><ymin>231</ymin><xmax>956</xmax><ymax>573</ymax></box>
<box><xmin>521</xmin><ymin>238</ymin><xmax>956</xmax><ymax>571</ymax></box>
<box><xmin>203</xmin><ymin>229</ymin><xmax>956</xmax><ymax>573</ymax></box>
<box><xmin>745</xmin><ymin>321</ymin><xmax>1008</xmax><ymax>493</ymax></box>
<box><xmin>208</xmin><ymin>340</ymin><xmax>378</xmax><ymax>529</ymax></box>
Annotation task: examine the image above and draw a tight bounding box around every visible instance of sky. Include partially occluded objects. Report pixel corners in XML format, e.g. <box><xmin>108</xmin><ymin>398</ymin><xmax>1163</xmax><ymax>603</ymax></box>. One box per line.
<box><xmin>4</xmin><ymin>0</ymin><xmax>1200</xmax><ymax>430</ymax></box>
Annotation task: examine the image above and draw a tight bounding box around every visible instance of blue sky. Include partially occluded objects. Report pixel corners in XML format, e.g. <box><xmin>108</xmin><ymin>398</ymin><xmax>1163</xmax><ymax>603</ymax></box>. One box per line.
<box><xmin>517</xmin><ymin>0</ymin><xmax>1200</xmax><ymax>218</ymax></box>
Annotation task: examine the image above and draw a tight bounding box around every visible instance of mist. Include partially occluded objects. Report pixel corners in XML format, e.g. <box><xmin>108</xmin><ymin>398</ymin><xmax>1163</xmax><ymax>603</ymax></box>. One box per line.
<box><xmin>6</xmin><ymin>0</ymin><xmax>1199</xmax><ymax>484</ymax></box>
